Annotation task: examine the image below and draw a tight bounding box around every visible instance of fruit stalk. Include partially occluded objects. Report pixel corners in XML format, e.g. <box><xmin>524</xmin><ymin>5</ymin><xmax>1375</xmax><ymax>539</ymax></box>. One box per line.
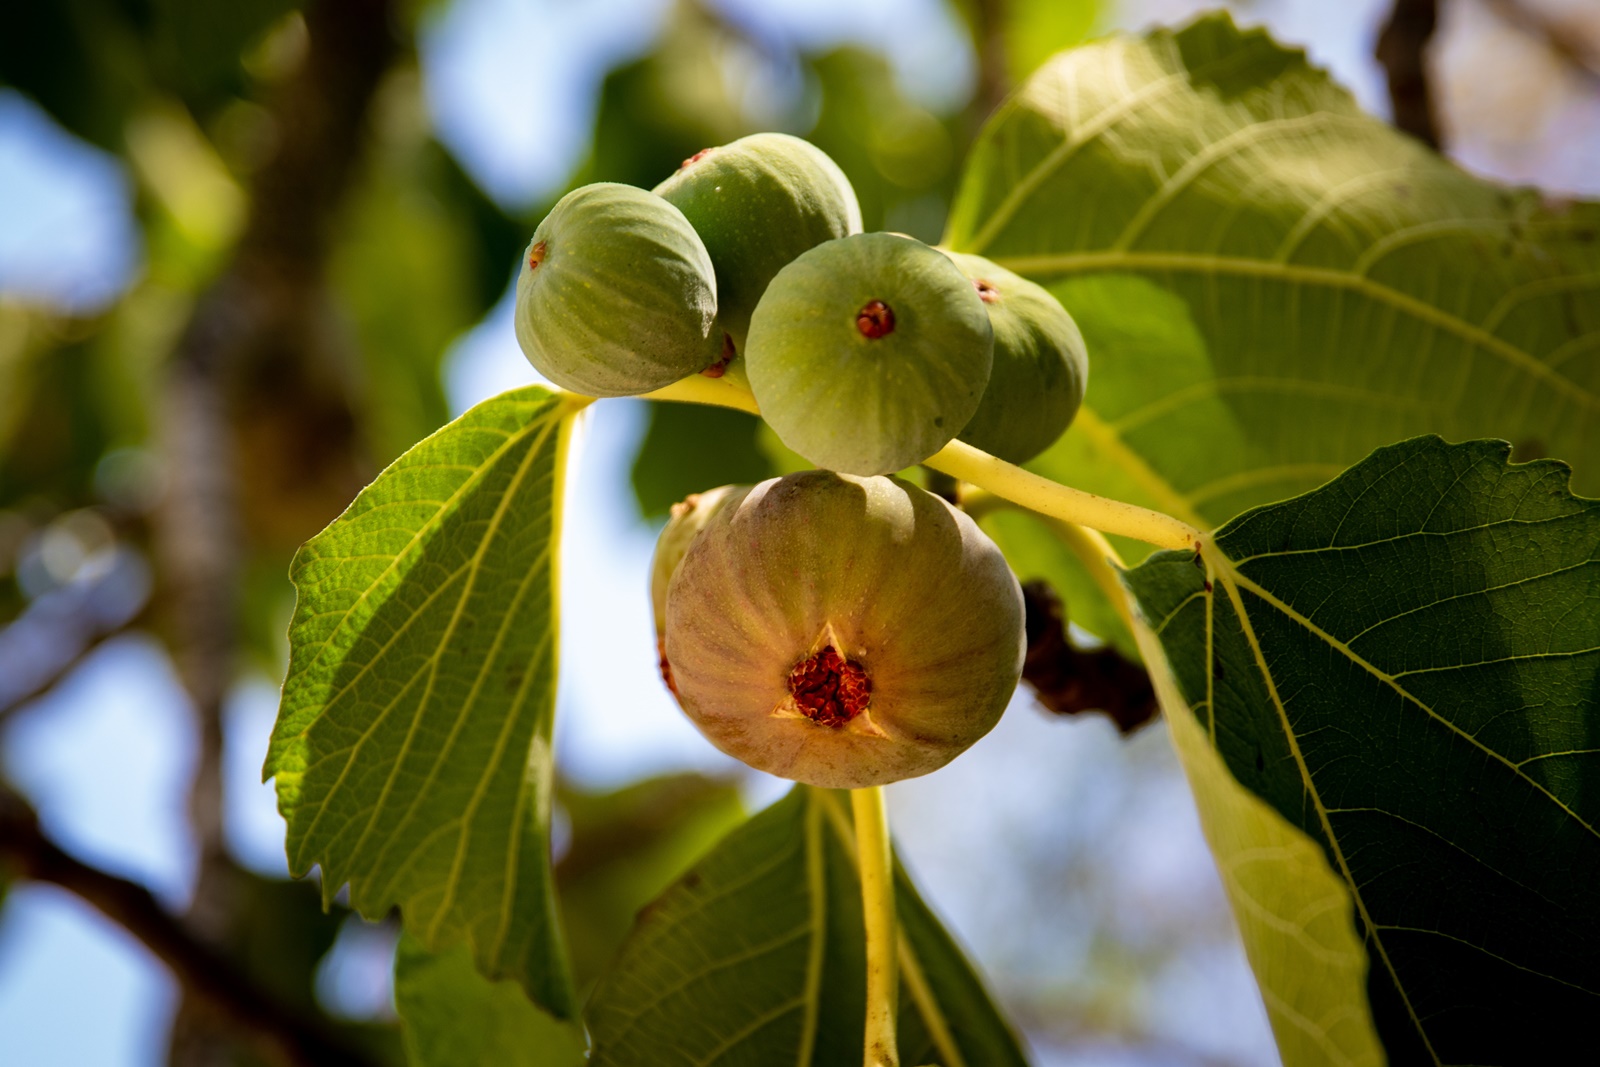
<box><xmin>643</xmin><ymin>376</ymin><xmax>1201</xmax><ymax>552</ymax></box>
<box><xmin>923</xmin><ymin>438</ymin><xmax>1200</xmax><ymax>553</ymax></box>
<box><xmin>853</xmin><ymin>785</ymin><xmax>899</xmax><ymax>1067</ymax></box>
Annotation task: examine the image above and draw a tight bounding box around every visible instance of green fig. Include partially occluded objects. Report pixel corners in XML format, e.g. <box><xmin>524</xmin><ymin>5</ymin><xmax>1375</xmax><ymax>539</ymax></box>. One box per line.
<box><xmin>744</xmin><ymin>233</ymin><xmax>994</xmax><ymax>476</ymax></box>
<box><xmin>943</xmin><ymin>252</ymin><xmax>1089</xmax><ymax>463</ymax></box>
<box><xmin>662</xmin><ymin>470</ymin><xmax>1024</xmax><ymax>788</ymax></box>
<box><xmin>654</xmin><ymin>133</ymin><xmax>862</xmax><ymax>350</ymax></box>
<box><xmin>513</xmin><ymin>182</ymin><xmax>722</xmax><ymax>397</ymax></box>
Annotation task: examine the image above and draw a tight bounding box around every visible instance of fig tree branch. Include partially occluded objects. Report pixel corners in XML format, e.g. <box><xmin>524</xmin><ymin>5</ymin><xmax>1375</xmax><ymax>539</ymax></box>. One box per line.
<box><xmin>1376</xmin><ymin>0</ymin><xmax>1441</xmax><ymax>148</ymax></box>
<box><xmin>155</xmin><ymin>0</ymin><xmax>394</xmax><ymax>929</ymax></box>
<box><xmin>0</xmin><ymin>783</ymin><xmax>382</xmax><ymax>1067</ymax></box>
<box><xmin>0</xmin><ymin>613</ymin><xmax>144</xmax><ymax>728</ymax></box>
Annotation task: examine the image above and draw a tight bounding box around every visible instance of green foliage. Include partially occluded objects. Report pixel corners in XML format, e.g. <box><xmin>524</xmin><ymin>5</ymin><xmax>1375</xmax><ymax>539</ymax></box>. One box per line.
<box><xmin>265</xmin><ymin>385</ymin><xmax>582</xmax><ymax>1016</ymax></box>
<box><xmin>586</xmin><ymin>787</ymin><xmax>1029</xmax><ymax>1067</ymax></box>
<box><xmin>946</xmin><ymin>13</ymin><xmax>1600</xmax><ymax>644</ymax></box>
<box><xmin>554</xmin><ymin>773</ymin><xmax>746</xmax><ymax>989</ymax></box>
<box><xmin>630</xmin><ymin>402</ymin><xmax>775</xmax><ymax>520</ymax></box>
<box><xmin>0</xmin><ymin>0</ymin><xmax>296</xmax><ymax>148</ymax></box>
<box><xmin>1125</xmin><ymin>436</ymin><xmax>1600</xmax><ymax>1061</ymax></box>
<box><xmin>395</xmin><ymin>936</ymin><xmax>586</xmax><ymax>1067</ymax></box>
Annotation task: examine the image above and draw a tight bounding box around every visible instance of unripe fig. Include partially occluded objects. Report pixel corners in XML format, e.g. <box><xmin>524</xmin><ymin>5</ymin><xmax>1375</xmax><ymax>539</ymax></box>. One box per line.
<box><xmin>943</xmin><ymin>252</ymin><xmax>1089</xmax><ymax>463</ymax></box>
<box><xmin>745</xmin><ymin>233</ymin><xmax>994</xmax><ymax>476</ymax></box>
<box><xmin>513</xmin><ymin>182</ymin><xmax>722</xmax><ymax>397</ymax></box>
<box><xmin>662</xmin><ymin>470</ymin><xmax>1024</xmax><ymax>788</ymax></box>
<box><xmin>654</xmin><ymin>133</ymin><xmax>862</xmax><ymax>350</ymax></box>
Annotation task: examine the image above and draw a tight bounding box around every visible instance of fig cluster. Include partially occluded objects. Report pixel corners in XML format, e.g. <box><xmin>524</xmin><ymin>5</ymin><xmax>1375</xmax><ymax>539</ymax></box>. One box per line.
<box><xmin>511</xmin><ymin>134</ymin><xmax>1088</xmax><ymax>786</ymax></box>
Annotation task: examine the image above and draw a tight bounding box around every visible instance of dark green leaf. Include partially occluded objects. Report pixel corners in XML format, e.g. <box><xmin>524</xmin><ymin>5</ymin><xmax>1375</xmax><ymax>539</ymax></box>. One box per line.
<box><xmin>1125</xmin><ymin>436</ymin><xmax>1600</xmax><ymax>1062</ymax></box>
<box><xmin>587</xmin><ymin>787</ymin><xmax>1029</xmax><ymax>1067</ymax></box>
<box><xmin>266</xmin><ymin>386</ymin><xmax>583</xmax><ymax>1016</ymax></box>
<box><xmin>556</xmin><ymin>773</ymin><xmax>745</xmax><ymax>988</ymax></box>
<box><xmin>629</xmin><ymin>402</ymin><xmax>775</xmax><ymax>520</ymax></box>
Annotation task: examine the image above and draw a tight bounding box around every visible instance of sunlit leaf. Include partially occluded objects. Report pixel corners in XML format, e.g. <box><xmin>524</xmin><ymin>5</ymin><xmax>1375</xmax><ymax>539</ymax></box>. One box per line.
<box><xmin>1125</xmin><ymin>436</ymin><xmax>1600</xmax><ymax>1061</ymax></box>
<box><xmin>266</xmin><ymin>386</ymin><xmax>584</xmax><ymax>1016</ymax></box>
<box><xmin>949</xmin><ymin>14</ymin><xmax>1600</xmax><ymax>643</ymax></box>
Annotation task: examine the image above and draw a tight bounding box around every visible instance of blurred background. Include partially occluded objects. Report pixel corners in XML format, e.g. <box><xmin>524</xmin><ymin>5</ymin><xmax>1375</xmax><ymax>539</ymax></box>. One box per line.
<box><xmin>1</xmin><ymin>0</ymin><xmax>1596</xmax><ymax>1064</ymax></box>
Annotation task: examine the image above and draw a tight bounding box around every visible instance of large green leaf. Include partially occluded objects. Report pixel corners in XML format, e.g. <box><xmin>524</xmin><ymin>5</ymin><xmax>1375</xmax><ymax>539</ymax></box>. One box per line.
<box><xmin>1125</xmin><ymin>436</ymin><xmax>1600</xmax><ymax>1062</ymax></box>
<box><xmin>946</xmin><ymin>14</ymin><xmax>1600</xmax><ymax>640</ymax></box>
<box><xmin>266</xmin><ymin>386</ymin><xmax>583</xmax><ymax>1016</ymax></box>
<box><xmin>1129</xmin><ymin>603</ymin><xmax>1382</xmax><ymax>1066</ymax></box>
<box><xmin>394</xmin><ymin>936</ymin><xmax>586</xmax><ymax>1067</ymax></box>
<box><xmin>587</xmin><ymin>787</ymin><xmax>1030</xmax><ymax>1067</ymax></box>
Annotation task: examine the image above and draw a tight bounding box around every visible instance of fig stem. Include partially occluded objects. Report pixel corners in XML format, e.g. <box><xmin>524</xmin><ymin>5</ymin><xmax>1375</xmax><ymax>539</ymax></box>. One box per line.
<box><xmin>852</xmin><ymin>785</ymin><xmax>899</xmax><ymax>1067</ymax></box>
<box><xmin>642</xmin><ymin>376</ymin><xmax>1202</xmax><ymax>552</ymax></box>
<box><xmin>924</xmin><ymin>439</ymin><xmax>1201</xmax><ymax>552</ymax></box>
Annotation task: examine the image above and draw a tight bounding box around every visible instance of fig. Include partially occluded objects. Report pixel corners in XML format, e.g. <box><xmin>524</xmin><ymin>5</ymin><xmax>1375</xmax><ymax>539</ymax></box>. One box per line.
<box><xmin>662</xmin><ymin>470</ymin><xmax>1024</xmax><ymax>788</ymax></box>
<box><xmin>650</xmin><ymin>486</ymin><xmax>744</xmax><ymax>700</ymax></box>
<box><xmin>745</xmin><ymin>233</ymin><xmax>994</xmax><ymax>476</ymax></box>
<box><xmin>944</xmin><ymin>252</ymin><xmax>1089</xmax><ymax>464</ymax></box>
<box><xmin>654</xmin><ymin>133</ymin><xmax>862</xmax><ymax>350</ymax></box>
<box><xmin>650</xmin><ymin>484</ymin><xmax>743</xmax><ymax>638</ymax></box>
<box><xmin>513</xmin><ymin>182</ymin><xmax>722</xmax><ymax>397</ymax></box>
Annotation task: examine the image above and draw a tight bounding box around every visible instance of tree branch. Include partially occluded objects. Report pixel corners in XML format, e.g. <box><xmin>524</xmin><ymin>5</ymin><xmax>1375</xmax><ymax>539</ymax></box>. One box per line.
<box><xmin>0</xmin><ymin>614</ymin><xmax>144</xmax><ymax>728</ymax></box>
<box><xmin>1376</xmin><ymin>0</ymin><xmax>1442</xmax><ymax>148</ymax></box>
<box><xmin>964</xmin><ymin>0</ymin><xmax>1011</xmax><ymax>136</ymax></box>
<box><xmin>152</xmin><ymin>2</ymin><xmax>397</xmax><ymax>1060</ymax></box>
<box><xmin>0</xmin><ymin>783</ymin><xmax>381</xmax><ymax>1067</ymax></box>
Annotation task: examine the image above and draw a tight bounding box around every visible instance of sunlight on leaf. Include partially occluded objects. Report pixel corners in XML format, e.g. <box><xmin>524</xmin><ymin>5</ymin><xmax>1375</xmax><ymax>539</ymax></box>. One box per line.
<box><xmin>266</xmin><ymin>385</ymin><xmax>583</xmax><ymax>1016</ymax></box>
<box><xmin>950</xmin><ymin>13</ymin><xmax>1600</xmax><ymax>646</ymax></box>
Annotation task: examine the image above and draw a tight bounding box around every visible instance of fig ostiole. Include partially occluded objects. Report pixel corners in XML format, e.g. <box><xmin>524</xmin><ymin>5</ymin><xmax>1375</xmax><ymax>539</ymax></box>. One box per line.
<box><xmin>513</xmin><ymin>182</ymin><xmax>723</xmax><ymax>397</ymax></box>
<box><xmin>744</xmin><ymin>233</ymin><xmax>995</xmax><ymax>477</ymax></box>
<box><xmin>943</xmin><ymin>251</ymin><xmax>1090</xmax><ymax>464</ymax></box>
<box><xmin>654</xmin><ymin>132</ymin><xmax>862</xmax><ymax>352</ymax></box>
<box><xmin>661</xmin><ymin>470</ymin><xmax>1024</xmax><ymax>789</ymax></box>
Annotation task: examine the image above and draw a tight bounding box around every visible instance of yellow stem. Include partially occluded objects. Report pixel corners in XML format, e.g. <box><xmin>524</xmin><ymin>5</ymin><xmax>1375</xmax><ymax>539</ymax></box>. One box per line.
<box><xmin>924</xmin><ymin>439</ymin><xmax>1199</xmax><ymax>552</ymax></box>
<box><xmin>643</xmin><ymin>377</ymin><xmax>1201</xmax><ymax>553</ymax></box>
<box><xmin>852</xmin><ymin>786</ymin><xmax>898</xmax><ymax>1067</ymax></box>
<box><xmin>642</xmin><ymin>373</ymin><xmax>761</xmax><ymax>415</ymax></box>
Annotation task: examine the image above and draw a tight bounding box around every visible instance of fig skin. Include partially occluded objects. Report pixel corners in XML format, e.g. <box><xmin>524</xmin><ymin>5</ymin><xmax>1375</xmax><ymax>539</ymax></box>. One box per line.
<box><xmin>513</xmin><ymin>182</ymin><xmax>721</xmax><ymax>397</ymax></box>
<box><xmin>662</xmin><ymin>470</ymin><xmax>1024</xmax><ymax>789</ymax></box>
<box><xmin>745</xmin><ymin>233</ymin><xmax>994</xmax><ymax>477</ymax></box>
<box><xmin>944</xmin><ymin>251</ymin><xmax>1089</xmax><ymax>464</ymax></box>
<box><xmin>654</xmin><ymin>133</ymin><xmax>861</xmax><ymax>352</ymax></box>
<box><xmin>649</xmin><ymin>485</ymin><xmax>743</xmax><ymax>638</ymax></box>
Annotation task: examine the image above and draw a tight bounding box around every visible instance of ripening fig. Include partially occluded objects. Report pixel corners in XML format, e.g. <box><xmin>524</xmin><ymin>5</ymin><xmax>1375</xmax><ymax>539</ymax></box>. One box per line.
<box><xmin>650</xmin><ymin>484</ymin><xmax>743</xmax><ymax>638</ymax></box>
<box><xmin>654</xmin><ymin>133</ymin><xmax>862</xmax><ymax>351</ymax></box>
<box><xmin>943</xmin><ymin>252</ymin><xmax>1089</xmax><ymax>464</ymax></box>
<box><xmin>513</xmin><ymin>182</ymin><xmax>723</xmax><ymax>397</ymax></box>
<box><xmin>745</xmin><ymin>233</ymin><xmax>994</xmax><ymax>476</ymax></box>
<box><xmin>662</xmin><ymin>470</ymin><xmax>1024</xmax><ymax>788</ymax></box>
